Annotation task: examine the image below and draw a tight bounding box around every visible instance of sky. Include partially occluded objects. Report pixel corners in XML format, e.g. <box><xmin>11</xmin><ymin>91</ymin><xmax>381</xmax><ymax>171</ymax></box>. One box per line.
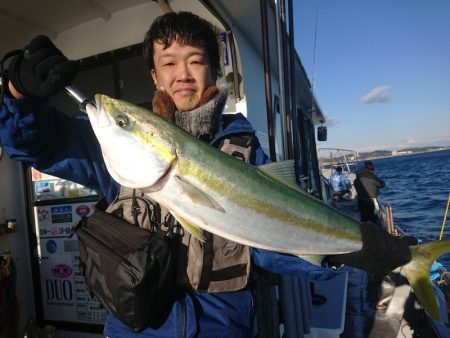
<box><xmin>293</xmin><ymin>0</ymin><xmax>450</xmax><ymax>152</ymax></box>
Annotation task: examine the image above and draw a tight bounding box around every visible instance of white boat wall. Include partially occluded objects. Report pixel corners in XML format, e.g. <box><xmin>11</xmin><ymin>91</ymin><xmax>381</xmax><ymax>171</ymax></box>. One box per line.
<box><xmin>0</xmin><ymin>1</ymin><xmax>445</xmax><ymax>337</ymax></box>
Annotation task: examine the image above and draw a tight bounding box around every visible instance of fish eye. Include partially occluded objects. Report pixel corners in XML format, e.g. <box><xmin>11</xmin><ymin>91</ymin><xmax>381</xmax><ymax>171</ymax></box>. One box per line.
<box><xmin>115</xmin><ymin>115</ymin><xmax>129</xmax><ymax>128</ymax></box>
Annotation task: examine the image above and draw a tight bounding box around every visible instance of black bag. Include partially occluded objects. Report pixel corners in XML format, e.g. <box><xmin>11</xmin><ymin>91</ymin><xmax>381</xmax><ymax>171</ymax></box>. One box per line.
<box><xmin>73</xmin><ymin>206</ymin><xmax>177</xmax><ymax>331</ymax></box>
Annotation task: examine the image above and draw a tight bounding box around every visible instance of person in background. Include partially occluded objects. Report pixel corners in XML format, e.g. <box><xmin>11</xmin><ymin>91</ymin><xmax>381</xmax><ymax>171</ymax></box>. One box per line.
<box><xmin>0</xmin><ymin>11</ymin><xmax>411</xmax><ymax>338</ymax></box>
<box><xmin>354</xmin><ymin>161</ymin><xmax>386</xmax><ymax>222</ymax></box>
<box><xmin>329</xmin><ymin>165</ymin><xmax>352</xmax><ymax>201</ymax></box>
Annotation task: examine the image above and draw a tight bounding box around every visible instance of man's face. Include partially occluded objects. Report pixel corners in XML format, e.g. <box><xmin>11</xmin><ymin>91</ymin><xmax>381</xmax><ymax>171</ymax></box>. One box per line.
<box><xmin>151</xmin><ymin>40</ymin><xmax>215</xmax><ymax>111</ymax></box>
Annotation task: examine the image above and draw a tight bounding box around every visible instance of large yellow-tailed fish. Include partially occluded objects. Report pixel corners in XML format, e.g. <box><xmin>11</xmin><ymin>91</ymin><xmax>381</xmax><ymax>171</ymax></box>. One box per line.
<box><xmin>86</xmin><ymin>94</ymin><xmax>450</xmax><ymax>321</ymax></box>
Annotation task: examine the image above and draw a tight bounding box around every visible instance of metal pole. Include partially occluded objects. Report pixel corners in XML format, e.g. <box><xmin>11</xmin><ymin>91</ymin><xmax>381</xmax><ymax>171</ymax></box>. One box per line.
<box><xmin>64</xmin><ymin>85</ymin><xmax>95</xmax><ymax>112</ymax></box>
<box><xmin>279</xmin><ymin>0</ymin><xmax>293</xmax><ymax>160</ymax></box>
<box><xmin>278</xmin><ymin>0</ymin><xmax>293</xmax><ymax>158</ymax></box>
<box><xmin>274</xmin><ymin>0</ymin><xmax>289</xmax><ymax>160</ymax></box>
<box><xmin>260</xmin><ymin>0</ymin><xmax>276</xmax><ymax>161</ymax></box>
<box><xmin>287</xmin><ymin>0</ymin><xmax>301</xmax><ymax>185</ymax></box>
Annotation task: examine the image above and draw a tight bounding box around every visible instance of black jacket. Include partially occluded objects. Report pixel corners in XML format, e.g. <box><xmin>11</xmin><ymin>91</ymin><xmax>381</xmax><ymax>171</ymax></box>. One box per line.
<box><xmin>354</xmin><ymin>168</ymin><xmax>385</xmax><ymax>200</ymax></box>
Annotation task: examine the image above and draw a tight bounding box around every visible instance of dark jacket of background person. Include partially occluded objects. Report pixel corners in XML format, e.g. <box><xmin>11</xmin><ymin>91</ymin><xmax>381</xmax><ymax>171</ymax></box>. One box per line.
<box><xmin>354</xmin><ymin>168</ymin><xmax>385</xmax><ymax>200</ymax></box>
<box><xmin>354</xmin><ymin>162</ymin><xmax>385</xmax><ymax>222</ymax></box>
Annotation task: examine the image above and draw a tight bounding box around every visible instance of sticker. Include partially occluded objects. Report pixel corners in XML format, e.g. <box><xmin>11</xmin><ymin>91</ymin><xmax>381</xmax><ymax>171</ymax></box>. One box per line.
<box><xmin>35</xmin><ymin>181</ymin><xmax>52</xmax><ymax>193</ymax></box>
<box><xmin>45</xmin><ymin>279</ymin><xmax>73</xmax><ymax>303</ymax></box>
<box><xmin>75</xmin><ymin>205</ymin><xmax>91</xmax><ymax>217</ymax></box>
<box><xmin>51</xmin><ymin>206</ymin><xmax>73</xmax><ymax>224</ymax></box>
<box><xmin>38</xmin><ymin>208</ymin><xmax>50</xmax><ymax>222</ymax></box>
<box><xmin>46</xmin><ymin>240</ymin><xmax>58</xmax><ymax>254</ymax></box>
<box><xmin>51</xmin><ymin>264</ymin><xmax>73</xmax><ymax>278</ymax></box>
<box><xmin>51</xmin><ymin>206</ymin><xmax>72</xmax><ymax>214</ymax></box>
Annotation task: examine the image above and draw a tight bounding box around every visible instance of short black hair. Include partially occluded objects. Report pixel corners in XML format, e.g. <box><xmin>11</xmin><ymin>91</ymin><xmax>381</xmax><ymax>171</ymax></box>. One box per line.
<box><xmin>364</xmin><ymin>161</ymin><xmax>375</xmax><ymax>171</ymax></box>
<box><xmin>143</xmin><ymin>11</ymin><xmax>221</xmax><ymax>80</ymax></box>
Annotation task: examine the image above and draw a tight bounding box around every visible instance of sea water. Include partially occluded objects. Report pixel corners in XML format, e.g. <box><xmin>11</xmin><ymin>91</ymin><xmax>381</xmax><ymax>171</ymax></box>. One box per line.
<box><xmin>361</xmin><ymin>149</ymin><xmax>450</xmax><ymax>265</ymax></box>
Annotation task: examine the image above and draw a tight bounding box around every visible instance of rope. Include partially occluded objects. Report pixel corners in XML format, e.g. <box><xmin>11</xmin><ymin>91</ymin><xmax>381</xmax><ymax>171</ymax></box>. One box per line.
<box><xmin>439</xmin><ymin>194</ymin><xmax>450</xmax><ymax>240</ymax></box>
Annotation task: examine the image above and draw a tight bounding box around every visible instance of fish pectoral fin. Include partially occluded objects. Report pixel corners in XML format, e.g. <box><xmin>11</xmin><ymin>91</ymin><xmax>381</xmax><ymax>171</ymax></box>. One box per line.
<box><xmin>171</xmin><ymin>212</ymin><xmax>205</xmax><ymax>242</ymax></box>
<box><xmin>258</xmin><ymin>160</ymin><xmax>304</xmax><ymax>193</ymax></box>
<box><xmin>297</xmin><ymin>255</ymin><xmax>325</xmax><ymax>267</ymax></box>
<box><xmin>174</xmin><ymin>175</ymin><xmax>225</xmax><ymax>212</ymax></box>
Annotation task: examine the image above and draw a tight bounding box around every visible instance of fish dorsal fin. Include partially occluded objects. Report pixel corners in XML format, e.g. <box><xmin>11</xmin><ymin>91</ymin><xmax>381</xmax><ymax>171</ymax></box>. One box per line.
<box><xmin>258</xmin><ymin>160</ymin><xmax>303</xmax><ymax>192</ymax></box>
<box><xmin>173</xmin><ymin>175</ymin><xmax>225</xmax><ymax>212</ymax></box>
<box><xmin>171</xmin><ymin>212</ymin><xmax>205</xmax><ymax>242</ymax></box>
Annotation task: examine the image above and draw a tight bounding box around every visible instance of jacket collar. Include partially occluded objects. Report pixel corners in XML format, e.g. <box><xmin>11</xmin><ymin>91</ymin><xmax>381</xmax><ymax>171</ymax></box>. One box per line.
<box><xmin>210</xmin><ymin>113</ymin><xmax>255</xmax><ymax>146</ymax></box>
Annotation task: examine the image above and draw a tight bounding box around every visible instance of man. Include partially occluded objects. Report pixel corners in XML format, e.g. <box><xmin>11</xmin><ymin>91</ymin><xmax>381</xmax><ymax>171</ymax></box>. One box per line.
<box><xmin>329</xmin><ymin>165</ymin><xmax>352</xmax><ymax>200</ymax></box>
<box><xmin>354</xmin><ymin>161</ymin><xmax>386</xmax><ymax>222</ymax></box>
<box><xmin>0</xmin><ymin>11</ymin><xmax>411</xmax><ymax>338</ymax></box>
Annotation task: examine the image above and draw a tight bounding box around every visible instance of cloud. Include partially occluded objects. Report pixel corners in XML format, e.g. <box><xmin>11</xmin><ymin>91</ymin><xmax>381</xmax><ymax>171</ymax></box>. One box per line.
<box><xmin>430</xmin><ymin>132</ymin><xmax>450</xmax><ymax>144</ymax></box>
<box><xmin>324</xmin><ymin>115</ymin><xmax>340</xmax><ymax>126</ymax></box>
<box><xmin>397</xmin><ymin>134</ymin><xmax>450</xmax><ymax>149</ymax></box>
<box><xmin>360</xmin><ymin>85</ymin><xmax>392</xmax><ymax>104</ymax></box>
<box><xmin>400</xmin><ymin>137</ymin><xmax>416</xmax><ymax>145</ymax></box>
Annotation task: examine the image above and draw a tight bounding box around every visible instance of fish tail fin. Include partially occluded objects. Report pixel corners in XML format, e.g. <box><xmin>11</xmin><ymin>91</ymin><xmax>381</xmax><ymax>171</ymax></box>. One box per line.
<box><xmin>402</xmin><ymin>238</ymin><xmax>450</xmax><ymax>321</ymax></box>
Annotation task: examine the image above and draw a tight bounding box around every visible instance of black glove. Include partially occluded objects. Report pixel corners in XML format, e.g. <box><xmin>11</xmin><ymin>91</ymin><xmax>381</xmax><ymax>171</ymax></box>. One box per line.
<box><xmin>7</xmin><ymin>35</ymin><xmax>77</xmax><ymax>98</ymax></box>
<box><xmin>327</xmin><ymin>222</ymin><xmax>416</xmax><ymax>277</ymax></box>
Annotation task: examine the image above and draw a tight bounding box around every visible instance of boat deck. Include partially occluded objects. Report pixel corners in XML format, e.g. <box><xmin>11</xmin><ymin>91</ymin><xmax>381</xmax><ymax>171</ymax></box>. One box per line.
<box><xmin>328</xmin><ymin>197</ymin><xmax>360</xmax><ymax>221</ymax></box>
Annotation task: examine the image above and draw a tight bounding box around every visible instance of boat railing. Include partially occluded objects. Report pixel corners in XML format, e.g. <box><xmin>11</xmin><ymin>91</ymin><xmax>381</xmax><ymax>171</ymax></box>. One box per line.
<box><xmin>377</xmin><ymin>200</ymin><xmax>404</xmax><ymax>236</ymax></box>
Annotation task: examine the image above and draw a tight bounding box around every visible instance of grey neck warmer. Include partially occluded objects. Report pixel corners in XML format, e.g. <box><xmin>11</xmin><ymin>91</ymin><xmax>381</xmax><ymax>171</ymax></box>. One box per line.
<box><xmin>174</xmin><ymin>87</ymin><xmax>228</xmax><ymax>139</ymax></box>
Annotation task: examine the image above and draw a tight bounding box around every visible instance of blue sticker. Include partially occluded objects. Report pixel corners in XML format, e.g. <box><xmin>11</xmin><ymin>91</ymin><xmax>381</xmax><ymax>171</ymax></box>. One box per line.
<box><xmin>51</xmin><ymin>205</ymin><xmax>73</xmax><ymax>224</ymax></box>
<box><xmin>46</xmin><ymin>240</ymin><xmax>58</xmax><ymax>254</ymax></box>
<box><xmin>35</xmin><ymin>181</ymin><xmax>51</xmax><ymax>193</ymax></box>
<box><xmin>50</xmin><ymin>206</ymin><xmax>72</xmax><ymax>214</ymax></box>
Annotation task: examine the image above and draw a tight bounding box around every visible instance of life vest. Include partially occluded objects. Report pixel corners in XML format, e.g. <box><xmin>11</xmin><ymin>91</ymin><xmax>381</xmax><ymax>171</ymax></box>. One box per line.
<box><xmin>105</xmin><ymin>133</ymin><xmax>254</xmax><ymax>292</ymax></box>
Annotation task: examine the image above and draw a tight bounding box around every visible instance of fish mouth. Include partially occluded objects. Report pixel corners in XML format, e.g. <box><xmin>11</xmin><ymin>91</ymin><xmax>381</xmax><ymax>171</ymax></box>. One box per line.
<box><xmin>86</xmin><ymin>99</ymin><xmax>112</xmax><ymax>128</ymax></box>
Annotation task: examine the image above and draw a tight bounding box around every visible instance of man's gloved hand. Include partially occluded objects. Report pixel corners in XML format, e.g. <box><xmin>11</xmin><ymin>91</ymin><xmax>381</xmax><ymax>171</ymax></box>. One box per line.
<box><xmin>7</xmin><ymin>35</ymin><xmax>77</xmax><ymax>98</ymax></box>
<box><xmin>327</xmin><ymin>222</ymin><xmax>417</xmax><ymax>277</ymax></box>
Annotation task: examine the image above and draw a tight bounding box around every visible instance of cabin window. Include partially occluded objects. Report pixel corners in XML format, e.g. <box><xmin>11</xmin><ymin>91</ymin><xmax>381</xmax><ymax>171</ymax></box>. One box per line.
<box><xmin>50</xmin><ymin>44</ymin><xmax>154</xmax><ymax>116</ymax></box>
<box><xmin>117</xmin><ymin>55</ymin><xmax>154</xmax><ymax>108</ymax></box>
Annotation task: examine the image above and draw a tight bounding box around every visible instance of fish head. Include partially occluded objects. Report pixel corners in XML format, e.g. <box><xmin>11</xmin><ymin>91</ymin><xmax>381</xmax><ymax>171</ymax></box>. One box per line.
<box><xmin>85</xmin><ymin>94</ymin><xmax>177</xmax><ymax>189</ymax></box>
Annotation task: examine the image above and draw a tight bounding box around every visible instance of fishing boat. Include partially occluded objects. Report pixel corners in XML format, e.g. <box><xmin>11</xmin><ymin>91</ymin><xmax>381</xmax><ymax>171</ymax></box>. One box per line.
<box><xmin>0</xmin><ymin>0</ymin><xmax>449</xmax><ymax>337</ymax></box>
<box><xmin>318</xmin><ymin>148</ymin><xmax>359</xmax><ymax>209</ymax></box>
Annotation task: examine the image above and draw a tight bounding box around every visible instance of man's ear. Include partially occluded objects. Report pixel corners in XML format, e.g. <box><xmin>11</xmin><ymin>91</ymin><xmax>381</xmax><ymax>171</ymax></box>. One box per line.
<box><xmin>150</xmin><ymin>69</ymin><xmax>158</xmax><ymax>86</ymax></box>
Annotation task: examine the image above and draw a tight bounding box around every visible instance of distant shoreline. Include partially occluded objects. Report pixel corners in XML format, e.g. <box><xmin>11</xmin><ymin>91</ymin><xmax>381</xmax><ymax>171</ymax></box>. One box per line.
<box><xmin>360</xmin><ymin>147</ymin><xmax>450</xmax><ymax>161</ymax></box>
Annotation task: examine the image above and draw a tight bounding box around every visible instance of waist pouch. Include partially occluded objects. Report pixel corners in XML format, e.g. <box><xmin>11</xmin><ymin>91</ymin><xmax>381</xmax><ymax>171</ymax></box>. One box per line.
<box><xmin>72</xmin><ymin>207</ymin><xmax>176</xmax><ymax>331</ymax></box>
